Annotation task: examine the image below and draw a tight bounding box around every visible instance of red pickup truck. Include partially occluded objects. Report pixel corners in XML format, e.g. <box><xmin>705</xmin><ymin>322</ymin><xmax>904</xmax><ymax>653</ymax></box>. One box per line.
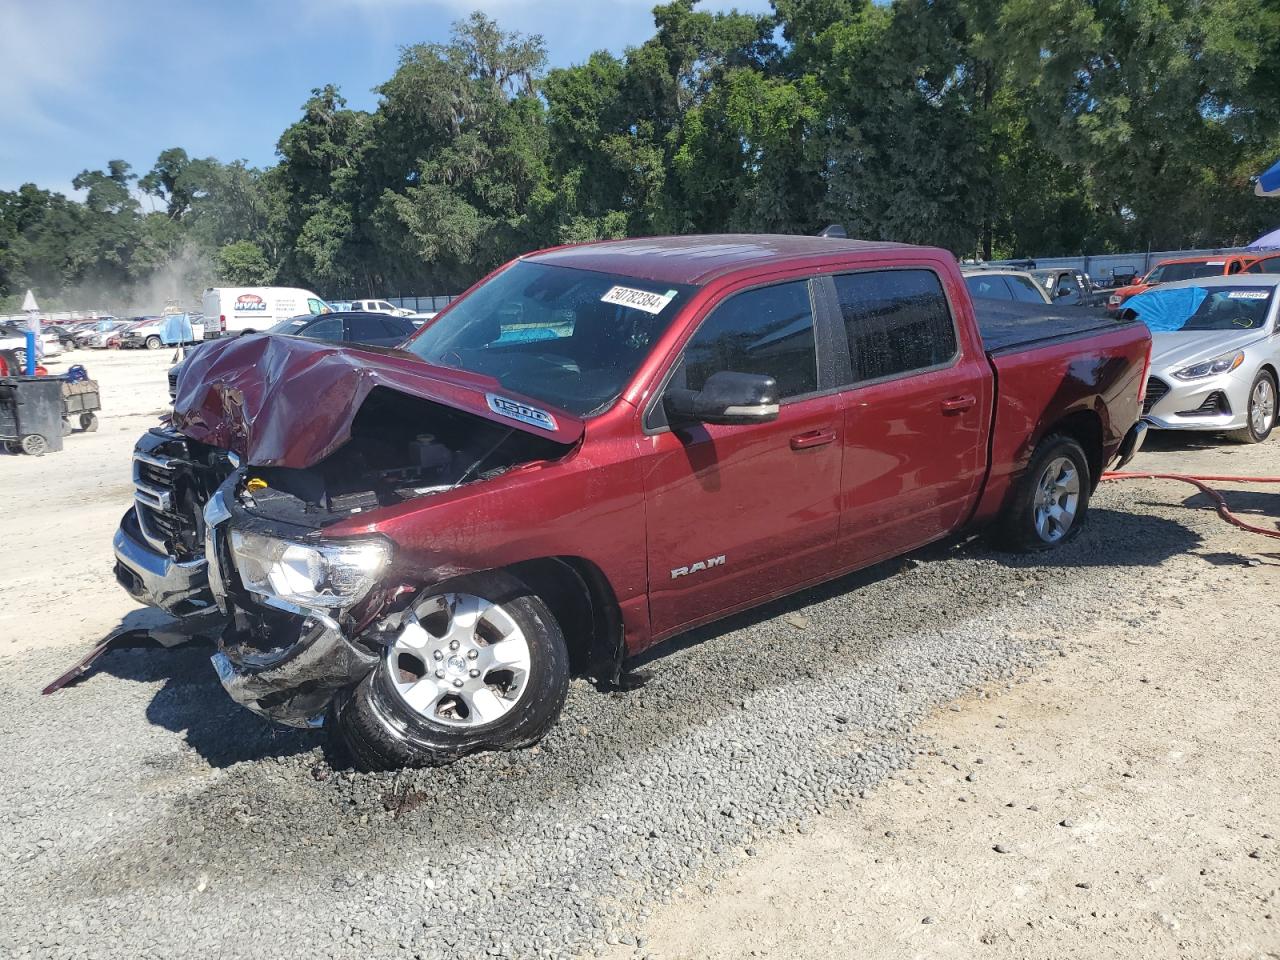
<box><xmin>113</xmin><ymin>235</ymin><xmax>1150</xmax><ymax>769</ymax></box>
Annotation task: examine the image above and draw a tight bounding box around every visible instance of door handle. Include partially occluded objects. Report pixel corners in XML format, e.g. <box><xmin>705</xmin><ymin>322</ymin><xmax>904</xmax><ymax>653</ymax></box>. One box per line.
<box><xmin>790</xmin><ymin>429</ymin><xmax>836</xmax><ymax>450</ymax></box>
<box><xmin>940</xmin><ymin>395</ymin><xmax>977</xmax><ymax>414</ymax></box>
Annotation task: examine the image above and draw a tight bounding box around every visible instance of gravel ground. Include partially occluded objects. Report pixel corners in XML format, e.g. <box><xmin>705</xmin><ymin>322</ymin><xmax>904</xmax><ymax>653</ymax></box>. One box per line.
<box><xmin>0</xmin><ymin>473</ymin><xmax>1201</xmax><ymax>959</ymax></box>
<box><xmin>0</xmin><ymin>352</ymin><xmax>1273</xmax><ymax>958</ymax></box>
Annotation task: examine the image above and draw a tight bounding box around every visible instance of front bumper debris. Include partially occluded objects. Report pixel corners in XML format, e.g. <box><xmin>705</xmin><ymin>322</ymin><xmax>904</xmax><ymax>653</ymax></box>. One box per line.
<box><xmin>113</xmin><ymin>508</ymin><xmax>214</xmax><ymax>616</ymax></box>
<box><xmin>212</xmin><ymin>614</ymin><xmax>379</xmax><ymax>727</ymax></box>
<box><xmin>204</xmin><ymin>488</ymin><xmax>380</xmax><ymax>727</ymax></box>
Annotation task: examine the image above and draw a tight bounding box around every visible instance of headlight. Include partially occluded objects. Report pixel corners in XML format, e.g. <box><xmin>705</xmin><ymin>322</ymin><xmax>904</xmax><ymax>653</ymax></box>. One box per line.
<box><xmin>229</xmin><ymin>530</ymin><xmax>390</xmax><ymax>609</ymax></box>
<box><xmin>1172</xmin><ymin>350</ymin><xmax>1245</xmax><ymax>381</ymax></box>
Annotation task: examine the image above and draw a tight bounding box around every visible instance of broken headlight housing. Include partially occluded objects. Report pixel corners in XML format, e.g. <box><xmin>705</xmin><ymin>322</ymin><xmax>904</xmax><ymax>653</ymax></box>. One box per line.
<box><xmin>229</xmin><ymin>530</ymin><xmax>391</xmax><ymax>610</ymax></box>
<box><xmin>1173</xmin><ymin>350</ymin><xmax>1245</xmax><ymax>381</ymax></box>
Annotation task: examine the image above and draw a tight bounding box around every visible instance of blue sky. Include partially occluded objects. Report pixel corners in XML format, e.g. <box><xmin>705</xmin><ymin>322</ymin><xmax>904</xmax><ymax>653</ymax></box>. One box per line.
<box><xmin>0</xmin><ymin>0</ymin><xmax>772</xmax><ymax>199</ymax></box>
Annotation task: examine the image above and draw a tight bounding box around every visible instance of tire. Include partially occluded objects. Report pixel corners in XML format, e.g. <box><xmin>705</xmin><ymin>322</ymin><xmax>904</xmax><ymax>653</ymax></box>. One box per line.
<box><xmin>145</xmin><ymin>336</ymin><xmax>161</xmax><ymax>350</ymax></box>
<box><xmin>61</xmin><ymin>417</ymin><xmax>72</xmax><ymax>437</ymax></box>
<box><xmin>80</xmin><ymin>412</ymin><xmax>99</xmax><ymax>432</ymax></box>
<box><xmin>20</xmin><ymin>434</ymin><xmax>48</xmax><ymax>457</ymax></box>
<box><xmin>12</xmin><ymin>348</ymin><xmax>26</xmax><ymax>370</ymax></box>
<box><xmin>332</xmin><ymin>570</ymin><xmax>570</xmax><ymax>770</ymax></box>
<box><xmin>3</xmin><ymin>441</ymin><xmax>20</xmax><ymax>454</ymax></box>
<box><xmin>994</xmin><ymin>433</ymin><xmax>1092</xmax><ymax>552</ymax></box>
<box><xmin>1228</xmin><ymin>370</ymin><xmax>1276</xmax><ymax>444</ymax></box>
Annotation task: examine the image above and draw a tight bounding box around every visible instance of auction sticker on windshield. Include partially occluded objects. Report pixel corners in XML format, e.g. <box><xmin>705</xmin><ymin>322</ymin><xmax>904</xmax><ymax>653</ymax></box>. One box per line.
<box><xmin>1227</xmin><ymin>290</ymin><xmax>1270</xmax><ymax>299</ymax></box>
<box><xmin>600</xmin><ymin>286</ymin><xmax>678</xmax><ymax>315</ymax></box>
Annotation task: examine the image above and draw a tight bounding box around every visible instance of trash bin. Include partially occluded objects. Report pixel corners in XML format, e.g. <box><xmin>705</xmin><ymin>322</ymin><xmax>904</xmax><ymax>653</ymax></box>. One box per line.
<box><xmin>0</xmin><ymin>375</ymin><xmax>66</xmax><ymax>455</ymax></box>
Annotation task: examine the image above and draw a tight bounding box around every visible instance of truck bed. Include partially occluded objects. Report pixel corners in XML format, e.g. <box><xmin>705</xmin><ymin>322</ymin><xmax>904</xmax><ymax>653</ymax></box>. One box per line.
<box><xmin>975</xmin><ymin>300</ymin><xmax>1135</xmax><ymax>355</ymax></box>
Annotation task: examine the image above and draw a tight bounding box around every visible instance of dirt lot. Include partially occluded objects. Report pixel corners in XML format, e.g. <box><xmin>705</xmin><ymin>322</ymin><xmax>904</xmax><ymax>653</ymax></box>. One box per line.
<box><xmin>1</xmin><ymin>349</ymin><xmax>1278</xmax><ymax>959</ymax></box>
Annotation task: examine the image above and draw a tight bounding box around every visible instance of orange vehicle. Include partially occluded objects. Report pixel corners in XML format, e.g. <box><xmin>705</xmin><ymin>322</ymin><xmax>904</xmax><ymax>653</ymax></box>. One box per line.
<box><xmin>1243</xmin><ymin>251</ymin><xmax>1280</xmax><ymax>274</ymax></box>
<box><xmin>1106</xmin><ymin>253</ymin><xmax>1257</xmax><ymax>313</ymax></box>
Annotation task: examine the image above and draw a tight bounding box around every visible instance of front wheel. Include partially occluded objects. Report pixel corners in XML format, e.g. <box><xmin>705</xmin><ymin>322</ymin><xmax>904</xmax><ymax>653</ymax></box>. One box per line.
<box><xmin>332</xmin><ymin>571</ymin><xmax>570</xmax><ymax>770</ymax></box>
<box><xmin>145</xmin><ymin>335</ymin><xmax>161</xmax><ymax>350</ymax></box>
<box><xmin>994</xmin><ymin>433</ymin><xmax>1092</xmax><ymax>552</ymax></box>
<box><xmin>1228</xmin><ymin>370</ymin><xmax>1276</xmax><ymax>444</ymax></box>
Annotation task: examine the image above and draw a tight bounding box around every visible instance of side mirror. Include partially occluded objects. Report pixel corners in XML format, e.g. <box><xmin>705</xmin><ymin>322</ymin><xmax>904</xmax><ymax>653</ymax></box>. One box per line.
<box><xmin>665</xmin><ymin>371</ymin><xmax>779</xmax><ymax>426</ymax></box>
<box><xmin>1056</xmin><ymin>287</ymin><xmax>1073</xmax><ymax>299</ymax></box>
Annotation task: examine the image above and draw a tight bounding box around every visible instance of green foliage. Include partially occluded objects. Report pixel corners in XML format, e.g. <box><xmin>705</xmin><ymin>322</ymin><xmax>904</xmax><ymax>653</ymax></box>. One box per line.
<box><xmin>216</xmin><ymin>240</ymin><xmax>275</xmax><ymax>285</ymax></box>
<box><xmin>4</xmin><ymin>0</ymin><xmax>1280</xmax><ymax>310</ymax></box>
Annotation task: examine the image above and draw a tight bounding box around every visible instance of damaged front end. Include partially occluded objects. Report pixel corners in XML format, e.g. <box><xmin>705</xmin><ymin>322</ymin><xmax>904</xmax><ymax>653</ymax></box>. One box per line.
<box><xmin>201</xmin><ymin>387</ymin><xmax>572</xmax><ymax>727</ymax></box>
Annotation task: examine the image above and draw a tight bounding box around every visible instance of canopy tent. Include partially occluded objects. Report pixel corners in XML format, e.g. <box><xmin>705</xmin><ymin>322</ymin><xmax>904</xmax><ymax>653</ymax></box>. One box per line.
<box><xmin>1249</xmin><ymin>226</ymin><xmax>1280</xmax><ymax>248</ymax></box>
<box><xmin>1255</xmin><ymin>157</ymin><xmax>1280</xmax><ymax>197</ymax></box>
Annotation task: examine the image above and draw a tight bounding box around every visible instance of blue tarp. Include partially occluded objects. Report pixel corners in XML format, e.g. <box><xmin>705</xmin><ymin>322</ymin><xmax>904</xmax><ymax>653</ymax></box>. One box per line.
<box><xmin>160</xmin><ymin>313</ymin><xmax>195</xmax><ymax>345</ymax></box>
<box><xmin>1123</xmin><ymin>287</ymin><xmax>1209</xmax><ymax>332</ymax></box>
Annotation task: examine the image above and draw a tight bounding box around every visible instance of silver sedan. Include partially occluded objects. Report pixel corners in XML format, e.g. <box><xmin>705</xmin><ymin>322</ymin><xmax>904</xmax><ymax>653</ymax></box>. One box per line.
<box><xmin>1125</xmin><ymin>275</ymin><xmax>1280</xmax><ymax>443</ymax></box>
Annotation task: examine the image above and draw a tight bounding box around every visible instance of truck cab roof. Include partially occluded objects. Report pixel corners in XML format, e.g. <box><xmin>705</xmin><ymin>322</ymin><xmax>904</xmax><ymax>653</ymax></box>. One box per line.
<box><xmin>524</xmin><ymin>234</ymin><xmax>937</xmax><ymax>286</ymax></box>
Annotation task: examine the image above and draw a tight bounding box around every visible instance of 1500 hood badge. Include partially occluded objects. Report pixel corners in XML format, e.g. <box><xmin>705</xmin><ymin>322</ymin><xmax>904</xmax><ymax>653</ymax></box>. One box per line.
<box><xmin>486</xmin><ymin>393</ymin><xmax>558</xmax><ymax>431</ymax></box>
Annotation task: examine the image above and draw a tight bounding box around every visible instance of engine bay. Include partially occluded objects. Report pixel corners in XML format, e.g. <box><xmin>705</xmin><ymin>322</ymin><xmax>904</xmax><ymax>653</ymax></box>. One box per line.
<box><xmin>233</xmin><ymin>387</ymin><xmax>573</xmax><ymax>527</ymax></box>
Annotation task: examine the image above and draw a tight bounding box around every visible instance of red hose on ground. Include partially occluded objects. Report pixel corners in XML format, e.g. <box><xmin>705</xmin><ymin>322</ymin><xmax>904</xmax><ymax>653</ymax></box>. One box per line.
<box><xmin>1102</xmin><ymin>471</ymin><xmax>1280</xmax><ymax>539</ymax></box>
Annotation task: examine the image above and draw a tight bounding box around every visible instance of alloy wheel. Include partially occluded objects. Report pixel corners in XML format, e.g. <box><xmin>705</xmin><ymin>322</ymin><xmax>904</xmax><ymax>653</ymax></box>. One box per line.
<box><xmin>1250</xmin><ymin>377</ymin><xmax>1275</xmax><ymax>438</ymax></box>
<box><xmin>386</xmin><ymin>592</ymin><xmax>532</xmax><ymax>727</ymax></box>
<box><xmin>1033</xmin><ymin>455</ymin><xmax>1080</xmax><ymax>543</ymax></box>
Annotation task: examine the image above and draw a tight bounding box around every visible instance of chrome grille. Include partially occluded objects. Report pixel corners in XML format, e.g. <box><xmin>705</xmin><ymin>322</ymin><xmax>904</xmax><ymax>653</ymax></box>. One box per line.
<box><xmin>1142</xmin><ymin>377</ymin><xmax>1169</xmax><ymax>415</ymax></box>
<box><xmin>132</xmin><ymin>450</ymin><xmax>186</xmax><ymax>556</ymax></box>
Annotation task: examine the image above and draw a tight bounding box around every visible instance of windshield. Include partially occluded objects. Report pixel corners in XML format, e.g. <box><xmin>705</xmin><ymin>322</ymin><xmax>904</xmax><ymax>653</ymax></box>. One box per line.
<box><xmin>405</xmin><ymin>261</ymin><xmax>696</xmax><ymax>416</ymax></box>
<box><xmin>1146</xmin><ymin>261</ymin><xmax>1224</xmax><ymax>284</ymax></box>
<box><xmin>1127</xmin><ymin>286</ymin><xmax>1275</xmax><ymax>333</ymax></box>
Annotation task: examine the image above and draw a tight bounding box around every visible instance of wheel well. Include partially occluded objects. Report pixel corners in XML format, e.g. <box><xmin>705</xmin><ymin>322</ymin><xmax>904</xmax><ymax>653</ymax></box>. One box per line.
<box><xmin>1045</xmin><ymin>410</ymin><xmax>1104</xmax><ymax>488</ymax></box>
<box><xmin>506</xmin><ymin>557</ymin><xmax>623</xmax><ymax>682</ymax></box>
<box><xmin>1259</xmin><ymin>363</ymin><xmax>1278</xmax><ymax>387</ymax></box>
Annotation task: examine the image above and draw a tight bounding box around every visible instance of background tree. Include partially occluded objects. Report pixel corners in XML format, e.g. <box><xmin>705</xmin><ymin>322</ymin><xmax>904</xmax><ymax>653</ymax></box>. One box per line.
<box><xmin>4</xmin><ymin>0</ymin><xmax>1280</xmax><ymax>310</ymax></box>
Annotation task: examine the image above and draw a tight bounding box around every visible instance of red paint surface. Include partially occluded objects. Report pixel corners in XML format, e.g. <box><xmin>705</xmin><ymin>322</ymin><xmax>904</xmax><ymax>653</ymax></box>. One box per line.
<box><xmin>177</xmin><ymin>237</ymin><xmax>1150</xmax><ymax>654</ymax></box>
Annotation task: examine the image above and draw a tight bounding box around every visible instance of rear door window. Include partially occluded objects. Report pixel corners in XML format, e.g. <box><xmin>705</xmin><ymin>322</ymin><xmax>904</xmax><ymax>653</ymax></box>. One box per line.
<box><xmin>348</xmin><ymin>314</ymin><xmax>390</xmax><ymax>341</ymax></box>
<box><xmin>680</xmin><ymin>280</ymin><xmax>818</xmax><ymax>399</ymax></box>
<box><xmin>381</xmin><ymin>317</ymin><xmax>414</xmax><ymax>338</ymax></box>
<box><xmin>964</xmin><ymin>275</ymin><xmax>1012</xmax><ymax>301</ymax></box>
<box><xmin>299</xmin><ymin>317</ymin><xmax>343</xmax><ymax>341</ymax></box>
<box><xmin>834</xmin><ymin>270</ymin><xmax>958</xmax><ymax>383</ymax></box>
<box><xmin>1007</xmin><ymin>275</ymin><xmax>1048</xmax><ymax>303</ymax></box>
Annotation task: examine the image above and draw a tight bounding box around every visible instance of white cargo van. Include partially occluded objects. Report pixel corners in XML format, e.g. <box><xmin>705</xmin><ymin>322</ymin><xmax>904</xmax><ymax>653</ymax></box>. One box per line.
<box><xmin>202</xmin><ymin>287</ymin><xmax>330</xmax><ymax>338</ymax></box>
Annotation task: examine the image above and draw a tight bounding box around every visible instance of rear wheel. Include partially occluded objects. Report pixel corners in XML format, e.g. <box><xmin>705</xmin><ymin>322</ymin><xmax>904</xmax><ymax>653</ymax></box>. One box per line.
<box><xmin>994</xmin><ymin>434</ymin><xmax>1092</xmax><ymax>552</ymax></box>
<box><xmin>79</xmin><ymin>412</ymin><xmax>99</xmax><ymax>432</ymax></box>
<box><xmin>332</xmin><ymin>571</ymin><xmax>570</xmax><ymax>770</ymax></box>
<box><xmin>1228</xmin><ymin>371</ymin><xmax>1276</xmax><ymax>444</ymax></box>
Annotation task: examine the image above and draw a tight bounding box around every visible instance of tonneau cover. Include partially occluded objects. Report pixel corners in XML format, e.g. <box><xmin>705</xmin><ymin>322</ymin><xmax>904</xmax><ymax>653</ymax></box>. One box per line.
<box><xmin>974</xmin><ymin>299</ymin><xmax>1133</xmax><ymax>354</ymax></box>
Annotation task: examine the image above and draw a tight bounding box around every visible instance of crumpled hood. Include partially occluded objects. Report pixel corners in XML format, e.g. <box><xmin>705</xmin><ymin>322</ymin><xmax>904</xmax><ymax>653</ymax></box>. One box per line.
<box><xmin>1150</xmin><ymin>329</ymin><xmax>1264</xmax><ymax>372</ymax></box>
<box><xmin>171</xmin><ymin>335</ymin><xmax>584</xmax><ymax>468</ymax></box>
